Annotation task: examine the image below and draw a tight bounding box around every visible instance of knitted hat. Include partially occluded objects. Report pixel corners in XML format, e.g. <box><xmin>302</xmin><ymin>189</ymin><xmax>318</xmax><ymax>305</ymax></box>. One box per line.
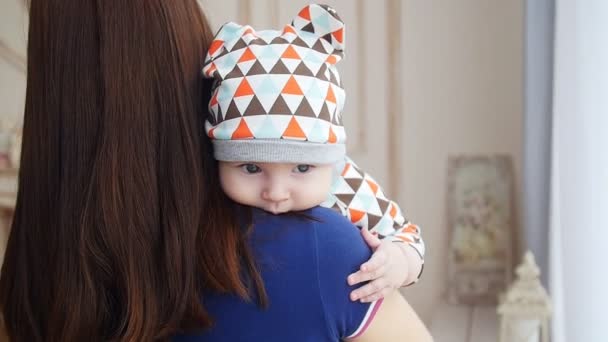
<box><xmin>202</xmin><ymin>4</ymin><xmax>347</xmax><ymax>164</ymax></box>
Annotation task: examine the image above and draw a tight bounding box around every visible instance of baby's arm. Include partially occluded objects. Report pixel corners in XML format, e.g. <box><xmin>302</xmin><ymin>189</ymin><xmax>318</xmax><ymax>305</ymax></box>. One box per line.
<box><xmin>321</xmin><ymin>156</ymin><xmax>425</xmax><ymax>300</ymax></box>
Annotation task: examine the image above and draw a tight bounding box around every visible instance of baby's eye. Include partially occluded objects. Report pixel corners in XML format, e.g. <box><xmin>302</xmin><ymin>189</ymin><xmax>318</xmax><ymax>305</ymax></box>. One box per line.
<box><xmin>294</xmin><ymin>164</ymin><xmax>313</xmax><ymax>173</ymax></box>
<box><xmin>241</xmin><ymin>164</ymin><xmax>261</xmax><ymax>174</ymax></box>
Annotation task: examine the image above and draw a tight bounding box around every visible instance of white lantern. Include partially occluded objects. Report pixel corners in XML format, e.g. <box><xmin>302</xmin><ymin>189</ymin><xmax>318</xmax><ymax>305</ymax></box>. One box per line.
<box><xmin>497</xmin><ymin>251</ymin><xmax>551</xmax><ymax>342</ymax></box>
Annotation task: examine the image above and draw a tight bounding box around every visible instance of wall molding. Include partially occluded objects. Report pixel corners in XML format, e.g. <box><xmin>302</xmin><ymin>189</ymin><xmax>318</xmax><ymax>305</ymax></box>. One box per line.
<box><xmin>0</xmin><ymin>39</ymin><xmax>26</xmax><ymax>74</ymax></box>
<box><xmin>386</xmin><ymin>0</ymin><xmax>401</xmax><ymax>196</ymax></box>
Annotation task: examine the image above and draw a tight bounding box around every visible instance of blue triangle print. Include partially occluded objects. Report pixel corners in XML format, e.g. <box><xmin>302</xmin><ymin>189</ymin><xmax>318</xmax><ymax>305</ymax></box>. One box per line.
<box><xmin>258</xmin><ymin>75</ymin><xmax>279</xmax><ymax>95</ymax></box>
<box><xmin>312</xmin><ymin>13</ymin><xmax>331</xmax><ymax>33</ymax></box>
<box><xmin>307</xmin><ymin>120</ymin><xmax>327</xmax><ymax>143</ymax></box>
<box><xmin>255</xmin><ymin>115</ymin><xmax>281</xmax><ymax>139</ymax></box>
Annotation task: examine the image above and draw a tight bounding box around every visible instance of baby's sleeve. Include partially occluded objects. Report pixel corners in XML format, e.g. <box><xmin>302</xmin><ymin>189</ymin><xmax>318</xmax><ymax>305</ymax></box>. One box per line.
<box><xmin>313</xmin><ymin>209</ymin><xmax>384</xmax><ymax>339</ymax></box>
<box><xmin>320</xmin><ymin>156</ymin><xmax>426</xmax><ymax>282</ymax></box>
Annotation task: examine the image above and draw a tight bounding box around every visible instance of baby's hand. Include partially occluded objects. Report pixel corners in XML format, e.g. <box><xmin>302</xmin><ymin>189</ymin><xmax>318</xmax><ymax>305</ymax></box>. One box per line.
<box><xmin>347</xmin><ymin>228</ymin><xmax>409</xmax><ymax>302</ymax></box>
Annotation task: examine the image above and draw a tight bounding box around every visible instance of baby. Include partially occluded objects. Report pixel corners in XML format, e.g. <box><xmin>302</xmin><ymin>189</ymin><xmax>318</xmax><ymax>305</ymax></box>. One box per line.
<box><xmin>202</xmin><ymin>4</ymin><xmax>425</xmax><ymax>301</ymax></box>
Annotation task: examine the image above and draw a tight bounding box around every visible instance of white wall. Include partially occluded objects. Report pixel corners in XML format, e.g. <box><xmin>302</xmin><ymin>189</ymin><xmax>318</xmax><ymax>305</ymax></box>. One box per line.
<box><xmin>398</xmin><ymin>0</ymin><xmax>524</xmax><ymax>322</ymax></box>
<box><xmin>0</xmin><ymin>0</ymin><xmax>27</xmax><ymax>124</ymax></box>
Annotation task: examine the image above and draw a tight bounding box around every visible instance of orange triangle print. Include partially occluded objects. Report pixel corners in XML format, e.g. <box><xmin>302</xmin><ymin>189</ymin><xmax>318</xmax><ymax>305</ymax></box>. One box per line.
<box><xmin>283</xmin><ymin>117</ymin><xmax>307</xmax><ymax>139</ymax></box>
<box><xmin>326</xmin><ymin>85</ymin><xmax>336</xmax><ymax>103</ymax></box>
<box><xmin>282</xmin><ymin>76</ymin><xmax>304</xmax><ymax>95</ymax></box>
<box><xmin>328</xmin><ymin>127</ymin><xmax>337</xmax><ymax>143</ymax></box>
<box><xmin>332</xmin><ymin>28</ymin><xmax>344</xmax><ymax>43</ymax></box>
<box><xmin>389</xmin><ymin>203</ymin><xmax>397</xmax><ymax>218</ymax></box>
<box><xmin>326</xmin><ymin>55</ymin><xmax>338</xmax><ymax>65</ymax></box>
<box><xmin>205</xmin><ymin>62</ymin><xmax>217</xmax><ymax>77</ymax></box>
<box><xmin>366</xmin><ymin>179</ymin><xmax>379</xmax><ymax>194</ymax></box>
<box><xmin>244</xmin><ymin>27</ymin><xmax>255</xmax><ymax>36</ymax></box>
<box><xmin>283</xmin><ymin>25</ymin><xmax>296</xmax><ymax>35</ymax></box>
<box><xmin>349</xmin><ymin>209</ymin><xmax>365</xmax><ymax>223</ymax></box>
<box><xmin>239</xmin><ymin>47</ymin><xmax>256</xmax><ymax>63</ymax></box>
<box><xmin>235</xmin><ymin>78</ymin><xmax>254</xmax><ymax>97</ymax></box>
<box><xmin>232</xmin><ymin>119</ymin><xmax>254</xmax><ymax>139</ymax></box>
<box><xmin>210</xmin><ymin>92</ymin><xmax>218</xmax><ymax>106</ymax></box>
<box><xmin>282</xmin><ymin>45</ymin><xmax>301</xmax><ymax>60</ymax></box>
<box><xmin>298</xmin><ymin>6</ymin><xmax>311</xmax><ymax>21</ymax></box>
<box><xmin>209</xmin><ymin>39</ymin><xmax>224</xmax><ymax>56</ymax></box>
<box><xmin>341</xmin><ymin>162</ymin><xmax>351</xmax><ymax>176</ymax></box>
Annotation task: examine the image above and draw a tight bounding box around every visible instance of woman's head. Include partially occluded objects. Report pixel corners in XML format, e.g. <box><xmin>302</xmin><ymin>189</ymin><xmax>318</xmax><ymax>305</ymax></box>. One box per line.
<box><xmin>0</xmin><ymin>1</ymin><xmax>264</xmax><ymax>340</ymax></box>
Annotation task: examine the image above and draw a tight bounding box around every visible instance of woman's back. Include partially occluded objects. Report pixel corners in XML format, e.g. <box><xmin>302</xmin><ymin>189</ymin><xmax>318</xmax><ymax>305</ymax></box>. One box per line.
<box><xmin>173</xmin><ymin>207</ymin><xmax>379</xmax><ymax>341</ymax></box>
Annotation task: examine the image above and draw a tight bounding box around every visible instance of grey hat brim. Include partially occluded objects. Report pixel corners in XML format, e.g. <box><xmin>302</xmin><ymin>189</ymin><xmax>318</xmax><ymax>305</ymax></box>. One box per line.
<box><xmin>213</xmin><ymin>139</ymin><xmax>346</xmax><ymax>164</ymax></box>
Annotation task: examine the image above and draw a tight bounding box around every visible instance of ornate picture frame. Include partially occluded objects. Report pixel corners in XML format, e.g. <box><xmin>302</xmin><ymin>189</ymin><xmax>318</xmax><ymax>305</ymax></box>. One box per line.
<box><xmin>446</xmin><ymin>155</ymin><xmax>517</xmax><ymax>305</ymax></box>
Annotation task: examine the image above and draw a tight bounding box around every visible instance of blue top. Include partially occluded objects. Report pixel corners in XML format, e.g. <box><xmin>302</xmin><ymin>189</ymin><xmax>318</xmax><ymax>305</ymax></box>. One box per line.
<box><xmin>172</xmin><ymin>206</ymin><xmax>377</xmax><ymax>342</ymax></box>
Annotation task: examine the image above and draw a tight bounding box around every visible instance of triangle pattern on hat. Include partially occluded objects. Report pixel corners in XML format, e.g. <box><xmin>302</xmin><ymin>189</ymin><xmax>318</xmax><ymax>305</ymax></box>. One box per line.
<box><xmin>282</xmin><ymin>76</ymin><xmax>304</xmax><ymax>95</ymax></box>
<box><xmin>294</xmin><ymin>116</ymin><xmax>319</xmax><ymax>137</ymax></box>
<box><xmin>224</xmin><ymin>100</ymin><xmax>243</xmax><ymax>121</ymax></box>
<box><xmin>246</xmin><ymin>60</ymin><xmax>267</xmax><ymax>76</ymax></box>
<box><xmin>234</xmin><ymin>95</ymin><xmax>254</xmax><ymax>115</ymax></box>
<box><xmin>234</xmin><ymin>78</ymin><xmax>254</xmax><ymax>97</ymax></box>
<box><xmin>237</xmin><ymin>60</ymin><xmax>256</xmax><ymax>75</ymax></box>
<box><xmin>283</xmin><ymin>59</ymin><xmax>301</xmax><ymax>74</ymax></box>
<box><xmin>225</xmin><ymin>65</ymin><xmax>244</xmax><ymax>80</ymax></box>
<box><xmin>244</xmin><ymin>96</ymin><xmax>267</xmax><ymax>115</ymax></box>
<box><xmin>294</xmin><ymin>97</ymin><xmax>316</xmax><ymax>117</ymax></box>
<box><xmin>282</xmin><ymin>94</ymin><xmax>304</xmax><ymax>114</ymax></box>
<box><xmin>231</xmin><ymin>119</ymin><xmax>254</xmax><ymax>139</ymax></box>
<box><xmin>282</xmin><ymin>116</ymin><xmax>307</xmax><ymax>140</ymax></box>
<box><xmin>282</xmin><ymin>45</ymin><xmax>301</xmax><ymax>59</ymax></box>
<box><xmin>291</xmin><ymin>36</ymin><xmax>310</xmax><ymax>48</ymax></box>
<box><xmin>253</xmin><ymin>115</ymin><xmax>282</xmax><ymax>139</ymax></box>
<box><xmin>345</xmin><ymin>178</ymin><xmax>363</xmax><ymax>193</ymax></box>
<box><xmin>307</xmin><ymin>119</ymin><xmax>328</xmax><ymax>142</ymax></box>
<box><xmin>318</xmin><ymin>103</ymin><xmax>331</xmax><ymax>122</ymax></box>
<box><xmin>269</xmin><ymin>95</ymin><xmax>291</xmax><ymax>114</ymax></box>
<box><xmin>270</xmin><ymin>59</ymin><xmax>291</xmax><ymax>74</ymax></box>
<box><xmin>293</xmin><ymin>62</ymin><xmax>314</xmax><ymax>76</ymax></box>
<box><xmin>238</xmin><ymin>47</ymin><xmax>256</xmax><ymax>62</ymax></box>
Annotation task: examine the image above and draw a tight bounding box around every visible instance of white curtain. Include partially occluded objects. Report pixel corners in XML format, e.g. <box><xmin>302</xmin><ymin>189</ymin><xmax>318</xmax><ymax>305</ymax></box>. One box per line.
<box><xmin>549</xmin><ymin>0</ymin><xmax>608</xmax><ymax>341</ymax></box>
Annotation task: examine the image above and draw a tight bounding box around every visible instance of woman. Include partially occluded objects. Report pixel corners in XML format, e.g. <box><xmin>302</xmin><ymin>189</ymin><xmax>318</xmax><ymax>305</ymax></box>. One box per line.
<box><xmin>0</xmin><ymin>1</ymin><xmax>431</xmax><ymax>341</ymax></box>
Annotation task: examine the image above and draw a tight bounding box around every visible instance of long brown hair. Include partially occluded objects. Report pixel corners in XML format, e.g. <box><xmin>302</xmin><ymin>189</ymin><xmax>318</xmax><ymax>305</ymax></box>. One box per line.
<box><xmin>0</xmin><ymin>1</ymin><xmax>265</xmax><ymax>340</ymax></box>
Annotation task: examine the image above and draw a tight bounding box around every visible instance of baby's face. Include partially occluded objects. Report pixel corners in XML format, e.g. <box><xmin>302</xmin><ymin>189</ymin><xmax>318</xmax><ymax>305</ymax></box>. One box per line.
<box><xmin>218</xmin><ymin>161</ymin><xmax>334</xmax><ymax>214</ymax></box>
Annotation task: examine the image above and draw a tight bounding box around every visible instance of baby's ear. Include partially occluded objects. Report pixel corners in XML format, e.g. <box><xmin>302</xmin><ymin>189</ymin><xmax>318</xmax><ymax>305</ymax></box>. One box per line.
<box><xmin>291</xmin><ymin>4</ymin><xmax>345</xmax><ymax>54</ymax></box>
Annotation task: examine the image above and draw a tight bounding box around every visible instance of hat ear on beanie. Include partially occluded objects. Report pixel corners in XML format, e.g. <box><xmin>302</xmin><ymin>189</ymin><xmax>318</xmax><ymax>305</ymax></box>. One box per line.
<box><xmin>291</xmin><ymin>4</ymin><xmax>345</xmax><ymax>55</ymax></box>
<box><xmin>203</xmin><ymin>22</ymin><xmax>258</xmax><ymax>78</ymax></box>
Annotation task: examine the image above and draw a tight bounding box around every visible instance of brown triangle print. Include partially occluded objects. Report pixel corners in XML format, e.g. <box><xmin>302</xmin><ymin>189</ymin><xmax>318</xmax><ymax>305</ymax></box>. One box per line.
<box><xmin>269</xmin><ymin>95</ymin><xmax>291</xmax><ymax>114</ymax></box>
<box><xmin>293</xmin><ymin>62</ymin><xmax>314</xmax><ymax>76</ymax></box>
<box><xmin>345</xmin><ymin>178</ymin><xmax>363</xmax><ymax>193</ymax></box>
<box><xmin>291</xmin><ymin>36</ymin><xmax>310</xmax><ymax>48</ymax></box>
<box><xmin>367</xmin><ymin>214</ymin><xmax>382</xmax><ymax>229</ymax></box>
<box><xmin>377</xmin><ymin>198</ymin><xmax>390</xmax><ymax>214</ymax></box>
<box><xmin>315</xmin><ymin>63</ymin><xmax>328</xmax><ymax>80</ymax></box>
<box><xmin>225</xmin><ymin>65</ymin><xmax>244</xmax><ymax>79</ymax></box>
<box><xmin>318</xmin><ymin>103</ymin><xmax>331</xmax><ymax>122</ymax></box>
<box><xmin>247</xmin><ymin>61</ymin><xmax>267</xmax><ymax>76</ymax></box>
<box><xmin>216</xmin><ymin>104</ymin><xmax>224</xmax><ymax>123</ymax></box>
<box><xmin>336</xmin><ymin>194</ymin><xmax>355</xmax><ymax>206</ymax></box>
<box><xmin>322</xmin><ymin>33</ymin><xmax>334</xmax><ymax>47</ymax></box>
<box><xmin>231</xmin><ymin>38</ymin><xmax>248</xmax><ymax>52</ymax></box>
<box><xmin>270</xmin><ymin>59</ymin><xmax>291</xmax><ymax>74</ymax></box>
<box><xmin>312</xmin><ymin>39</ymin><xmax>327</xmax><ymax>53</ymax></box>
<box><xmin>244</xmin><ymin>96</ymin><xmax>267</xmax><ymax>115</ymax></box>
<box><xmin>329</xmin><ymin>69</ymin><xmax>339</xmax><ymax>86</ymax></box>
<box><xmin>301</xmin><ymin>22</ymin><xmax>315</xmax><ymax>34</ymax></box>
<box><xmin>294</xmin><ymin>97</ymin><xmax>316</xmax><ymax>117</ymax></box>
<box><xmin>224</xmin><ymin>100</ymin><xmax>243</xmax><ymax>120</ymax></box>
<box><xmin>249</xmin><ymin>38</ymin><xmax>267</xmax><ymax>46</ymax></box>
<box><xmin>271</xmin><ymin>37</ymin><xmax>290</xmax><ymax>44</ymax></box>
